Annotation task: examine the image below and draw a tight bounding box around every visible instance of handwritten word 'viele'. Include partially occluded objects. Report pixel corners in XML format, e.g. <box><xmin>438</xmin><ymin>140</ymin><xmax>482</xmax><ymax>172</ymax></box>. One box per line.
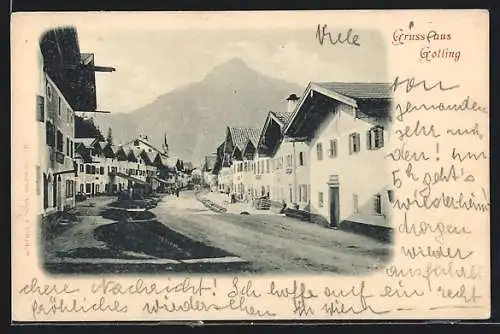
<box><xmin>391</xmin><ymin>76</ymin><xmax>460</xmax><ymax>94</ymax></box>
<box><xmin>316</xmin><ymin>24</ymin><xmax>360</xmax><ymax>46</ymax></box>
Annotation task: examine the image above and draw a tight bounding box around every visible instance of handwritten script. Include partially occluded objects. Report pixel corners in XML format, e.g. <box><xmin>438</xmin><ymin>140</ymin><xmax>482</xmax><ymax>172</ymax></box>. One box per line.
<box><xmin>385</xmin><ymin>75</ymin><xmax>488</xmax><ymax>313</ymax></box>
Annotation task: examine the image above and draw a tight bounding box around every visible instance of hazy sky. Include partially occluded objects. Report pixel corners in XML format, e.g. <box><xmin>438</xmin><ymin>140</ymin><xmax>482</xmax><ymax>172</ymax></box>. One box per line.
<box><xmin>74</xmin><ymin>26</ymin><xmax>388</xmax><ymax>113</ymax></box>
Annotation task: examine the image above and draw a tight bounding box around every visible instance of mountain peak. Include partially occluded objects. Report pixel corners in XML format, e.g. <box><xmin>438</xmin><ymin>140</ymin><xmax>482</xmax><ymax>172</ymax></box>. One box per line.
<box><xmin>205</xmin><ymin>58</ymin><xmax>255</xmax><ymax>80</ymax></box>
<box><xmin>217</xmin><ymin>57</ymin><xmax>248</xmax><ymax>69</ymax></box>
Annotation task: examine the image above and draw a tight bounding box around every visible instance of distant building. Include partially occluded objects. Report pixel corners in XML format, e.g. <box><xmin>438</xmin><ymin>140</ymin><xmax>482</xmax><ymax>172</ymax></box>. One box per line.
<box><xmin>215</xmin><ymin>126</ymin><xmax>261</xmax><ymax>196</ymax></box>
<box><xmin>201</xmin><ymin>153</ymin><xmax>218</xmax><ymax>190</ymax></box>
<box><xmin>285</xmin><ymin>82</ymin><xmax>393</xmax><ymax>228</ymax></box>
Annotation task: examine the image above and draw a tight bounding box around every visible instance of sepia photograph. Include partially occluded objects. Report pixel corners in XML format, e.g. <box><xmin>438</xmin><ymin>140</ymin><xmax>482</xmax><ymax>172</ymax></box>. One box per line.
<box><xmin>35</xmin><ymin>24</ymin><xmax>394</xmax><ymax>276</ymax></box>
<box><xmin>12</xmin><ymin>10</ymin><xmax>490</xmax><ymax>322</ymax></box>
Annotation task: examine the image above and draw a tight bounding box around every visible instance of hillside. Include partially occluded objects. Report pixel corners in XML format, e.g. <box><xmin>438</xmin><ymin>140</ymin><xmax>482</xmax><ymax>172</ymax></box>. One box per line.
<box><xmin>94</xmin><ymin>58</ymin><xmax>303</xmax><ymax>165</ymax></box>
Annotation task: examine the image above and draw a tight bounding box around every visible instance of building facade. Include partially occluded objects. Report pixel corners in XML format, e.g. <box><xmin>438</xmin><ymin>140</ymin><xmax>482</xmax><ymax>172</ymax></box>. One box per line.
<box><xmin>36</xmin><ymin>27</ymin><xmax>114</xmax><ymax>218</ymax></box>
<box><xmin>285</xmin><ymin>82</ymin><xmax>393</xmax><ymax>228</ymax></box>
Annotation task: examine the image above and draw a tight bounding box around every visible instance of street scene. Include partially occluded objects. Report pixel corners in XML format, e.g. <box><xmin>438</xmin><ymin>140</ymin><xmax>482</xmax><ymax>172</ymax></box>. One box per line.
<box><xmin>36</xmin><ymin>26</ymin><xmax>394</xmax><ymax>275</ymax></box>
<box><xmin>43</xmin><ymin>191</ymin><xmax>391</xmax><ymax>274</ymax></box>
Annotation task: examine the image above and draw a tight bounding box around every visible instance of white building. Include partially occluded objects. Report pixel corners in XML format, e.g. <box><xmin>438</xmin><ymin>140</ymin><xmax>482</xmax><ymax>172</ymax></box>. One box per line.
<box><xmin>256</xmin><ymin>104</ymin><xmax>309</xmax><ymax>208</ymax></box>
<box><xmin>284</xmin><ymin>82</ymin><xmax>393</xmax><ymax>228</ymax></box>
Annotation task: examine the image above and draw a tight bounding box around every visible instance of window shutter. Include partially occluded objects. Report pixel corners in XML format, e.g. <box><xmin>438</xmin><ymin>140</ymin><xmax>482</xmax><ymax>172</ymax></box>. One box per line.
<box><xmin>367</xmin><ymin>130</ymin><xmax>372</xmax><ymax>150</ymax></box>
<box><xmin>36</xmin><ymin>95</ymin><xmax>45</xmax><ymax>122</ymax></box>
<box><xmin>356</xmin><ymin>133</ymin><xmax>361</xmax><ymax>152</ymax></box>
<box><xmin>348</xmin><ymin>135</ymin><xmax>353</xmax><ymax>155</ymax></box>
<box><xmin>378</xmin><ymin>127</ymin><xmax>384</xmax><ymax>148</ymax></box>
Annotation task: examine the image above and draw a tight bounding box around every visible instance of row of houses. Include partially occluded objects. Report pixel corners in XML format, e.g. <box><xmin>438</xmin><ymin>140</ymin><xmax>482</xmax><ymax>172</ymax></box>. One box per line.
<box><xmin>73</xmin><ymin>134</ymin><xmax>194</xmax><ymax>198</ymax></box>
<box><xmin>203</xmin><ymin>82</ymin><xmax>394</xmax><ymax>229</ymax></box>
<box><xmin>35</xmin><ymin>26</ymin><xmax>193</xmax><ymax>219</ymax></box>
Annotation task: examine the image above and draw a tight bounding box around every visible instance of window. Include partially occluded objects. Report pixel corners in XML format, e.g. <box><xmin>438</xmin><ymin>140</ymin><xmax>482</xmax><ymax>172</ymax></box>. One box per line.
<box><xmin>368</xmin><ymin>126</ymin><xmax>385</xmax><ymax>150</ymax></box>
<box><xmin>85</xmin><ymin>165</ymin><xmax>91</xmax><ymax>174</ymax></box>
<box><xmin>349</xmin><ymin>133</ymin><xmax>361</xmax><ymax>154</ymax></box>
<box><xmin>328</xmin><ymin>139</ymin><xmax>338</xmax><ymax>158</ymax></box>
<box><xmin>100</xmin><ymin>167</ymin><xmax>105</xmax><ymax>175</ymax></box>
<box><xmin>316</xmin><ymin>142</ymin><xmax>323</xmax><ymax>160</ymax></box>
<box><xmin>58</xmin><ymin>97</ymin><xmax>62</xmax><ymax>116</ymax></box>
<box><xmin>70</xmin><ymin>140</ymin><xmax>73</xmax><ymax>158</ymax></box>
<box><xmin>374</xmin><ymin>194</ymin><xmax>382</xmax><ymax>214</ymax></box>
<box><xmin>85</xmin><ymin>183</ymin><xmax>91</xmax><ymax>193</ymax></box>
<box><xmin>286</xmin><ymin>154</ymin><xmax>292</xmax><ymax>168</ymax></box>
<box><xmin>45</xmin><ymin>121</ymin><xmax>55</xmax><ymax>147</ymax></box>
<box><xmin>56</xmin><ymin>130</ymin><xmax>63</xmax><ymax>152</ymax></box>
<box><xmin>299</xmin><ymin>152</ymin><xmax>305</xmax><ymax>166</ymax></box>
<box><xmin>66</xmin><ymin>137</ymin><xmax>70</xmax><ymax>156</ymax></box>
<box><xmin>91</xmin><ymin>166</ymin><xmax>96</xmax><ymax>174</ymax></box>
<box><xmin>79</xmin><ymin>164</ymin><xmax>84</xmax><ymax>172</ymax></box>
<box><xmin>36</xmin><ymin>95</ymin><xmax>45</xmax><ymax>122</ymax></box>
<box><xmin>266</xmin><ymin>159</ymin><xmax>270</xmax><ymax>173</ymax></box>
<box><xmin>318</xmin><ymin>192</ymin><xmax>324</xmax><ymax>207</ymax></box>
<box><xmin>261</xmin><ymin>161</ymin><xmax>264</xmax><ymax>174</ymax></box>
<box><xmin>353</xmin><ymin>194</ymin><xmax>359</xmax><ymax>213</ymax></box>
<box><xmin>43</xmin><ymin>173</ymin><xmax>48</xmax><ymax>209</ymax></box>
<box><xmin>65</xmin><ymin>180</ymin><xmax>74</xmax><ymax>198</ymax></box>
<box><xmin>299</xmin><ymin>184</ymin><xmax>308</xmax><ymax>202</ymax></box>
<box><xmin>46</xmin><ymin>83</ymin><xmax>53</xmax><ymax>101</ymax></box>
<box><xmin>387</xmin><ymin>190</ymin><xmax>395</xmax><ymax>203</ymax></box>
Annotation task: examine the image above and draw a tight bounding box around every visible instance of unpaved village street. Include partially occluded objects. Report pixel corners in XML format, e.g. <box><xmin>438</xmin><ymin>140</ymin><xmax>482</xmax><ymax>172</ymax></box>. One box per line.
<box><xmin>44</xmin><ymin>191</ymin><xmax>392</xmax><ymax>275</ymax></box>
<box><xmin>152</xmin><ymin>191</ymin><xmax>392</xmax><ymax>275</ymax></box>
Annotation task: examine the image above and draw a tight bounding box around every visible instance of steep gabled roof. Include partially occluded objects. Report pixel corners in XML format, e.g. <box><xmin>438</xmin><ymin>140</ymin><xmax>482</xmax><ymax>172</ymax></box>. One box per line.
<box><xmin>285</xmin><ymin>81</ymin><xmax>392</xmax><ymax>139</ymax></box>
<box><xmin>271</xmin><ymin>111</ymin><xmax>294</xmax><ymax>128</ymax></box>
<box><xmin>241</xmin><ymin>138</ymin><xmax>258</xmax><ymax>160</ymax></box>
<box><xmin>228</xmin><ymin>127</ymin><xmax>261</xmax><ymax>151</ymax></box>
<box><xmin>74</xmin><ymin>137</ymin><xmax>98</xmax><ymax>149</ymax></box>
<box><xmin>313</xmin><ymin>82</ymin><xmax>392</xmax><ymax>100</ymax></box>
<box><xmin>146</xmin><ymin>151</ymin><xmax>159</xmax><ymax>164</ymax></box>
<box><xmin>256</xmin><ymin>110</ymin><xmax>293</xmax><ymax>156</ymax></box>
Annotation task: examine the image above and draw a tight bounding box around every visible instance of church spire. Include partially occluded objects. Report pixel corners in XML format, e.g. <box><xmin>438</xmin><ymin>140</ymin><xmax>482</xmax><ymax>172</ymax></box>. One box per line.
<box><xmin>162</xmin><ymin>132</ymin><xmax>169</xmax><ymax>156</ymax></box>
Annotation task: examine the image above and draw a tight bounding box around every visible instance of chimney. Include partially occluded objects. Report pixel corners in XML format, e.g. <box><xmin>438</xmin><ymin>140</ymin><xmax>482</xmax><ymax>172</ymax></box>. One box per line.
<box><xmin>286</xmin><ymin>94</ymin><xmax>300</xmax><ymax>113</ymax></box>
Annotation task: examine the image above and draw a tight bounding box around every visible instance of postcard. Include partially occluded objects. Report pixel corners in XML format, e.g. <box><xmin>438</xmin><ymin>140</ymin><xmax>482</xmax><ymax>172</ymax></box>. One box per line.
<box><xmin>11</xmin><ymin>10</ymin><xmax>490</xmax><ymax>322</ymax></box>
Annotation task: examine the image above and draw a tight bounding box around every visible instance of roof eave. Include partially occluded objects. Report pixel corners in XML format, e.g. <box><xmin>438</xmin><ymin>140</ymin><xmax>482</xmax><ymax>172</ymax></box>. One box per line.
<box><xmin>284</xmin><ymin>82</ymin><xmax>358</xmax><ymax>137</ymax></box>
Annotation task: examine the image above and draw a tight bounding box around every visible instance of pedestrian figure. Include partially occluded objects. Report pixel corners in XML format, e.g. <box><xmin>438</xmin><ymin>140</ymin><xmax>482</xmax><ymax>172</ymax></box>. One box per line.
<box><xmin>280</xmin><ymin>200</ymin><xmax>287</xmax><ymax>214</ymax></box>
<box><xmin>176</xmin><ymin>187</ymin><xmax>180</xmax><ymax>197</ymax></box>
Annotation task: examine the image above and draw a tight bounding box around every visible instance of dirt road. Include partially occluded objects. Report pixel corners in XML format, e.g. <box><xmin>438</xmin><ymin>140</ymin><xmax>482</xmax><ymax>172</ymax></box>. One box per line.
<box><xmin>152</xmin><ymin>191</ymin><xmax>392</xmax><ymax>275</ymax></box>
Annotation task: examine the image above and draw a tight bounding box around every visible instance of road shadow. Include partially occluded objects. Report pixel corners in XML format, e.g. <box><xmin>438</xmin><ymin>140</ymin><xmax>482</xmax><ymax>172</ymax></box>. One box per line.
<box><xmin>93</xmin><ymin>220</ymin><xmax>233</xmax><ymax>260</ymax></box>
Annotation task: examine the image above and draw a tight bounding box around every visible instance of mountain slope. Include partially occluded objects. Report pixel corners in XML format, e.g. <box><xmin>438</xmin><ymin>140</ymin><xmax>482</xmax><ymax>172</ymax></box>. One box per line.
<box><xmin>94</xmin><ymin>58</ymin><xmax>303</xmax><ymax>165</ymax></box>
